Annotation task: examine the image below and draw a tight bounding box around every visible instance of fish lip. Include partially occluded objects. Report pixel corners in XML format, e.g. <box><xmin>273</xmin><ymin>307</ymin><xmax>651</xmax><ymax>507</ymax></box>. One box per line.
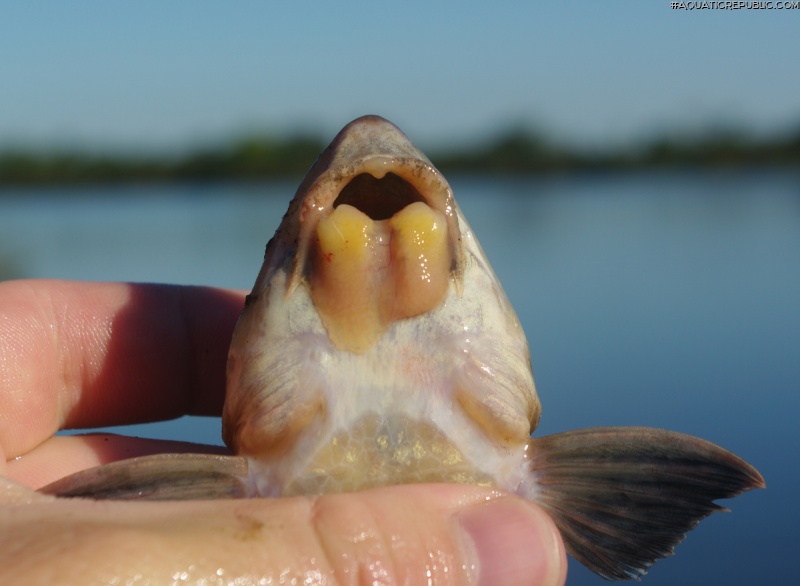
<box><xmin>298</xmin><ymin>115</ymin><xmax>457</xmax><ymax>222</ymax></box>
<box><xmin>288</xmin><ymin>116</ymin><xmax>464</xmax><ymax>291</ymax></box>
<box><xmin>300</xmin><ymin>155</ymin><xmax>454</xmax><ymax>219</ymax></box>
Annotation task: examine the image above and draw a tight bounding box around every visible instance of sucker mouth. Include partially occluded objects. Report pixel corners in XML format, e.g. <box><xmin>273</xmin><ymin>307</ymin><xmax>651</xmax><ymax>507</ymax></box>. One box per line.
<box><xmin>305</xmin><ymin>168</ymin><xmax>454</xmax><ymax>354</ymax></box>
<box><xmin>270</xmin><ymin>117</ymin><xmax>466</xmax><ymax>354</ymax></box>
<box><xmin>333</xmin><ymin>172</ymin><xmax>426</xmax><ymax>221</ymax></box>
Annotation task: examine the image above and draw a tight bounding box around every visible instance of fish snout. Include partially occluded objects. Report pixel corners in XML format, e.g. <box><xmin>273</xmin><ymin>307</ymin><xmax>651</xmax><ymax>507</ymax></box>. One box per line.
<box><xmin>296</xmin><ymin>117</ymin><xmax>463</xmax><ymax>353</ymax></box>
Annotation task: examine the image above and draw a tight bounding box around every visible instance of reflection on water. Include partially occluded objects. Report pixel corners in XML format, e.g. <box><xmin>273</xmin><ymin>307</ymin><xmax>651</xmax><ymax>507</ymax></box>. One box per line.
<box><xmin>1</xmin><ymin>171</ymin><xmax>798</xmax><ymax>585</ymax></box>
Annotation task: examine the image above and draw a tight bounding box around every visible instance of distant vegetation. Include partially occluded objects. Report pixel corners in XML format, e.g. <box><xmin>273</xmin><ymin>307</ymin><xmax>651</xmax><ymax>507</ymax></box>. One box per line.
<box><xmin>1</xmin><ymin>126</ymin><xmax>798</xmax><ymax>188</ymax></box>
<box><xmin>0</xmin><ymin>136</ymin><xmax>325</xmax><ymax>187</ymax></box>
<box><xmin>434</xmin><ymin>127</ymin><xmax>800</xmax><ymax>173</ymax></box>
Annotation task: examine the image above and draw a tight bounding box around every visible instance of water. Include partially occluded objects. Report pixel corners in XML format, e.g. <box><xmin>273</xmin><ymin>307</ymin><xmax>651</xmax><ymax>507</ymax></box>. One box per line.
<box><xmin>1</xmin><ymin>171</ymin><xmax>798</xmax><ymax>585</ymax></box>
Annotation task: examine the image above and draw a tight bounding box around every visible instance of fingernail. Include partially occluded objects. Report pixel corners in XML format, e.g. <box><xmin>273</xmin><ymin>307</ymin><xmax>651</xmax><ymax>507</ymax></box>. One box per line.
<box><xmin>458</xmin><ymin>497</ymin><xmax>564</xmax><ymax>586</ymax></box>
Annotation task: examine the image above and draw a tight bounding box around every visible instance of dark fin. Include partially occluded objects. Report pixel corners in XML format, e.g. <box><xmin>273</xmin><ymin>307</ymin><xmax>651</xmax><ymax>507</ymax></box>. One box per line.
<box><xmin>524</xmin><ymin>427</ymin><xmax>765</xmax><ymax>581</ymax></box>
<box><xmin>38</xmin><ymin>454</ymin><xmax>250</xmax><ymax>500</ymax></box>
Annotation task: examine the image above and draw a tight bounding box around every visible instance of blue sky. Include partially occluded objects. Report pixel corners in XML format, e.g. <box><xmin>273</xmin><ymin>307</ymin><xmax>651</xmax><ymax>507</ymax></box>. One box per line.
<box><xmin>1</xmin><ymin>1</ymin><xmax>798</xmax><ymax>152</ymax></box>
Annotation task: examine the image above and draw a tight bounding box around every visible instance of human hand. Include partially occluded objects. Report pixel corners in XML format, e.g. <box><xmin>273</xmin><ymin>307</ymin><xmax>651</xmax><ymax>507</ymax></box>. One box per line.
<box><xmin>0</xmin><ymin>279</ymin><xmax>566</xmax><ymax>585</ymax></box>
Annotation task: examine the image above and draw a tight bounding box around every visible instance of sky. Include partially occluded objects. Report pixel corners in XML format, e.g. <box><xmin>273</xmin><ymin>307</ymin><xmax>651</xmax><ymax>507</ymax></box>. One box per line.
<box><xmin>1</xmin><ymin>1</ymin><xmax>798</xmax><ymax>153</ymax></box>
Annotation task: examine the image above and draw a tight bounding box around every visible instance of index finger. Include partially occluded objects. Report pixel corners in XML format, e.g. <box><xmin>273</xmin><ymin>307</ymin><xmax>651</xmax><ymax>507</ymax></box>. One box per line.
<box><xmin>0</xmin><ymin>279</ymin><xmax>245</xmax><ymax>458</ymax></box>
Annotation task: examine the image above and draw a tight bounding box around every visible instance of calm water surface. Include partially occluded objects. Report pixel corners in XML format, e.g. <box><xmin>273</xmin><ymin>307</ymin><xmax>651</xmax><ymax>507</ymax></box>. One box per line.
<box><xmin>1</xmin><ymin>171</ymin><xmax>798</xmax><ymax>585</ymax></box>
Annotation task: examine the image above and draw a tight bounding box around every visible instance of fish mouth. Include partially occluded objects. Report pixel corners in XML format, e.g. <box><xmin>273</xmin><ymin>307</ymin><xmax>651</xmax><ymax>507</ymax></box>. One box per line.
<box><xmin>295</xmin><ymin>116</ymin><xmax>459</xmax><ymax>227</ymax></box>
<box><xmin>333</xmin><ymin>172</ymin><xmax>426</xmax><ymax>220</ymax></box>
<box><xmin>283</xmin><ymin>116</ymin><xmax>463</xmax><ymax>353</ymax></box>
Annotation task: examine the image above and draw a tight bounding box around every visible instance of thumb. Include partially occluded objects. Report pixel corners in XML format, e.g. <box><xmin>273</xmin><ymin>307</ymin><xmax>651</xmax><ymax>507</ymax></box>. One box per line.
<box><xmin>3</xmin><ymin>484</ymin><xmax>566</xmax><ymax>586</ymax></box>
<box><xmin>304</xmin><ymin>484</ymin><xmax>567</xmax><ymax>586</ymax></box>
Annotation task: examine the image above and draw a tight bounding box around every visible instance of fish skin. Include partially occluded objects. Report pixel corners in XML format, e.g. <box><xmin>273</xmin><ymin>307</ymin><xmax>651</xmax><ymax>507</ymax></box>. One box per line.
<box><xmin>39</xmin><ymin>115</ymin><xmax>764</xmax><ymax>581</ymax></box>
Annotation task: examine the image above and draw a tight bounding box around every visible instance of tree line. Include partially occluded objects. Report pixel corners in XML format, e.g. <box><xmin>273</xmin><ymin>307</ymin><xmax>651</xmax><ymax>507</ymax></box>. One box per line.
<box><xmin>1</xmin><ymin>126</ymin><xmax>798</xmax><ymax>187</ymax></box>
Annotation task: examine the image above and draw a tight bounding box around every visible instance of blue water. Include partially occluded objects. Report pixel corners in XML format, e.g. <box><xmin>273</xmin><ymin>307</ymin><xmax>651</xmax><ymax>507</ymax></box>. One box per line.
<box><xmin>1</xmin><ymin>171</ymin><xmax>797</xmax><ymax>585</ymax></box>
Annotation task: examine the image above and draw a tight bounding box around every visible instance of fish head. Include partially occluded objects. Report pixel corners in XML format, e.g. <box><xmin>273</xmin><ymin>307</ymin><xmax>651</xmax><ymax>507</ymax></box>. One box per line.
<box><xmin>223</xmin><ymin>115</ymin><xmax>540</xmax><ymax>494</ymax></box>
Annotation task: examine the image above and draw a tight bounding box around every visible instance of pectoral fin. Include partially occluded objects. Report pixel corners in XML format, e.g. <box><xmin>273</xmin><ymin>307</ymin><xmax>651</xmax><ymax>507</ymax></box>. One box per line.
<box><xmin>38</xmin><ymin>454</ymin><xmax>249</xmax><ymax>500</ymax></box>
<box><xmin>524</xmin><ymin>427</ymin><xmax>765</xmax><ymax>580</ymax></box>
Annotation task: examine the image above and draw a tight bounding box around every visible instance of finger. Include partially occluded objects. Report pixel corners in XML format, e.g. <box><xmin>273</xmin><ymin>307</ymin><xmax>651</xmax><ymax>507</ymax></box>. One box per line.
<box><xmin>5</xmin><ymin>433</ymin><xmax>233</xmax><ymax>489</ymax></box>
<box><xmin>2</xmin><ymin>485</ymin><xmax>566</xmax><ymax>586</ymax></box>
<box><xmin>0</xmin><ymin>279</ymin><xmax>244</xmax><ymax>458</ymax></box>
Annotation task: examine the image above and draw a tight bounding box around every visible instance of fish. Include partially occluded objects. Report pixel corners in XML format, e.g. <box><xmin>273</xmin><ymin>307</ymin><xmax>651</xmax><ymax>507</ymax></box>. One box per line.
<box><xmin>40</xmin><ymin>115</ymin><xmax>764</xmax><ymax>580</ymax></box>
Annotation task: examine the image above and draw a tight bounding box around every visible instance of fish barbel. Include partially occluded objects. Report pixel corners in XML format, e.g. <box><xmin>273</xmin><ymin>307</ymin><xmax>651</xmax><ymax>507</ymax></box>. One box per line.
<box><xmin>42</xmin><ymin>115</ymin><xmax>764</xmax><ymax>580</ymax></box>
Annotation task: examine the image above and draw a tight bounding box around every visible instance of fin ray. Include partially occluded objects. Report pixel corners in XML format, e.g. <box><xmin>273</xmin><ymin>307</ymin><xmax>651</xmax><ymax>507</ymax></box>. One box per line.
<box><xmin>38</xmin><ymin>453</ymin><xmax>249</xmax><ymax>500</ymax></box>
<box><xmin>525</xmin><ymin>427</ymin><xmax>764</xmax><ymax>580</ymax></box>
